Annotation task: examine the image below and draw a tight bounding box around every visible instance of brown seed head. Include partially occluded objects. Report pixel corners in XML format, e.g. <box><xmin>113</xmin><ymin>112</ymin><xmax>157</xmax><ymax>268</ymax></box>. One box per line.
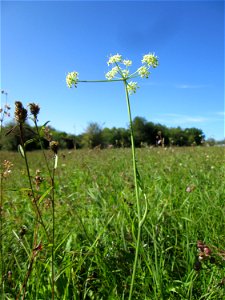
<box><xmin>29</xmin><ymin>103</ymin><xmax>40</xmax><ymax>119</ymax></box>
<box><xmin>50</xmin><ymin>141</ymin><xmax>59</xmax><ymax>154</ymax></box>
<box><xmin>15</xmin><ymin>101</ymin><xmax>27</xmax><ymax>123</ymax></box>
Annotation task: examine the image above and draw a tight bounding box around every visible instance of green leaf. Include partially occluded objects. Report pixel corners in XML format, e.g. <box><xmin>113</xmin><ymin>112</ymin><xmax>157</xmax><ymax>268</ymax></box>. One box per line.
<box><xmin>42</xmin><ymin>121</ymin><xmax>50</xmax><ymax>127</ymax></box>
<box><xmin>18</xmin><ymin>144</ymin><xmax>25</xmax><ymax>158</ymax></box>
<box><xmin>24</xmin><ymin>138</ymin><xmax>36</xmax><ymax>148</ymax></box>
<box><xmin>38</xmin><ymin>186</ymin><xmax>53</xmax><ymax>204</ymax></box>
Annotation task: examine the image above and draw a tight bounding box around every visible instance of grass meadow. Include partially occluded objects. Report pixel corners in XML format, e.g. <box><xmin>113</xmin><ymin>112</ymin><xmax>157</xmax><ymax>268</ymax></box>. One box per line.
<box><xmin>1</xmin><ymin>146</ymin><xmax>225</xmax><ymax>299</ymax></box>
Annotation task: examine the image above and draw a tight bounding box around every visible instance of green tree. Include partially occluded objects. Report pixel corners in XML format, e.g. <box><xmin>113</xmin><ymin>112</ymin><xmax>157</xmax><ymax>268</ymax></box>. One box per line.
<box><xmin>132</xmin><ymin>117</ymin><xmax>147</xmax><ymax>147</ymax></box>
<box><xmin>169</xmin><ymin>127</ymin><xmax>188</xmax><ymax>146</ymax></box>
<box><xmin>102</xmin><ymin>127</ymin><xmax>114</xmax><ymax>147</ymax></box>
<box><xmin>185</xmin><ymin>127</ymin><xmax>205</xmax><ymax>145</ymax></box>
<box><xmin>81</xmin><ymin>122</ymin><xmax>103</xmax><ymax>148</ymax></box>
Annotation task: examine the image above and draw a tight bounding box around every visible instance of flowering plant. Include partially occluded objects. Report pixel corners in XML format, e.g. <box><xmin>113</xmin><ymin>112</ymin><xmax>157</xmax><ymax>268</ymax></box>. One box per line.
<box><xmin>66</xmin><ymin>53</ymin><xmax>158</xmax><ymax>299</ymax></box>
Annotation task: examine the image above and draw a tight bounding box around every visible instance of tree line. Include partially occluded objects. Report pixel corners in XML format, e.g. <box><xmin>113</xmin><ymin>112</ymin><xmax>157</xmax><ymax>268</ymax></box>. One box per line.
<box><xmin>0</xmin><ymin>116</ymin><xmax>208</xmax><ymax>151</ymax></box>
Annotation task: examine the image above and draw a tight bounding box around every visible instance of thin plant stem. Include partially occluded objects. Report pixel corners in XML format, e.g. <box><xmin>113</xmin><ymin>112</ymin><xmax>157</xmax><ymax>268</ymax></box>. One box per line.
<box><xmin>32</xmin><ymin>114</ymin><xmax>57</xmax><ymax>298</ymax></box>
<box><xmin>0</xmin><ymin>140</ymin><xmax>3</xmax><ymax>300</ymax></box>
<box><xmin>78</xmin><ymin>79</ymin><xmax>123</xmax><ymax>83</ymax></box>
<box><xmin>51</xmin><ymin>161</ymin><xmax>56</xmax><ymax>300</ymax></box>
<box><xmin>16</xmin><ymin>252</ymin><xmax>35</xmax><ymax>300</ymax></box>
<box><xmin>0</xmin><ymin>171</ymin><xmax>3</xmax><ymax>300</ymax></box>
<box><xmin>19</xmin><ymin>123</ymin><xmax>49</xmax><ymax>241</ymax></box>
<box><xmin>123</xmin><ymin>81</ymin><xmax>142</xmax><ymax>300</ymax></box>
<box><xmin>17</xmin><ymin>122</ymin><xmax>51</xmax><ymax>298</ymax></box>
<box><xmin>33</xmin><ymin>119</ymin><xmax>52</xmax><ymax>179</ymax></box>
<box><xmin>0</xmin><ymin>91</ymin><xmax>9</xmax><ymax>299</ymax></box>
<box><xmin>33</xmin><ymin>117</ymin><xmax>56</xmax><ymax>299</ymax></box>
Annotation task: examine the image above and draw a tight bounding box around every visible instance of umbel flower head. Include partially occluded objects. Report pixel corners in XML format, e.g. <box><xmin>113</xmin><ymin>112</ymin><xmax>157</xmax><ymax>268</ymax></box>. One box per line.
<box><xmin>14</xmin><ymin>101</ymin><xmax>27</xmax><ymax>124</ymax></box>
<box><xmin>123</xmin><ymin>59</ymin><xmax>132</xmax><ymax>67</ymax></box>
<box><xmin>142</xmin><ymin>53</ymin><xmax>159</xmax><ymax>68</ymax></box>
<box><xmin>105</xmin><ymin>66</ymin><xmax>119</xmax><ymax>80</ymax></box>
<box><xmin>104</xmin><ymin>53</ymin><xmax>158</xmax><ymax>94</ymax></box>
<box><xmin>127</xmin><ymin>82</ymin><xmax>139</xmax><ymax>94</ymax></box>
<box><xmin>66</xmin><ymin>71</ymin><xmax>79</xmax><ymax>88</ymax></box>
<box><xmin>107</xmin><ymin>53</ymin><xmax>122</xmax><ymax>65</ymax></box>
<box><xmin>138</xmin><ymin>66</ymin><xmax>150</xmax><ymax>78</ymax></box>
<box><xmin>66</xmin><ymin>52</ymin><xmax>158</xmax><ymax>95</ymax></box>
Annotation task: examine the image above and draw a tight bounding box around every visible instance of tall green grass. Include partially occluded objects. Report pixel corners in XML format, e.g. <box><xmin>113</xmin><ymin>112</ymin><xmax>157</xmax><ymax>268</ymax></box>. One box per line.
<box><xmin>1</xmin><ymin>146</ymin><xmax>224</xmax><ymax>299</ymax></box>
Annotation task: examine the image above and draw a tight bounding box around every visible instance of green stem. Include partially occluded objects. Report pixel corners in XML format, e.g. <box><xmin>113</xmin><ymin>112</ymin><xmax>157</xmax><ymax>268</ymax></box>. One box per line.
<box><xmin>123</xmin><ymin>81</ymin><xmax>140</xmax><ymax>215</ymax></box>
<box><xmin>0</xmin><ymin>172</ymin><xmax>3</xmax><ymax>300</ymax></box>
<box><xmin>19</xmin><ymin>123</ymin><xmax>49</xmax><ymax>241</ymax></box>
<box><xmin>123</xmin><ymin>81</ymin><xmax>142</xmax><ymax>300</ymax></box>
<box><xmin>0</xmin><ymin>94</ymin><xmax>12</xmax><ymax>298</ymax></box>
<box><xmin>0</xmin><ymin>107</ymin><xmax>5</xmax><ymax>299</ymax></box>
<box><xmin>33</xmin><ymin>118</ymin><xmax>55</xmax><ymax>298</ymax></box>
<box><xmin>33</xmin><ymin>119</ymin><xmax>56</xmax><ymax>298</ymax></box>
<box><xmin>78</xmin><ymin>78</ymin><xmax>124</xmax><ymax>83</ymax></box>
<box><xmin>51</xmin><ymin>156</ymin><xmax>57</xmax><ymax>300</ymax></box>
<box><xmin>33</xmin><ymin>120</ymin><xmax>52</xmax><ymax>179</ymax></box>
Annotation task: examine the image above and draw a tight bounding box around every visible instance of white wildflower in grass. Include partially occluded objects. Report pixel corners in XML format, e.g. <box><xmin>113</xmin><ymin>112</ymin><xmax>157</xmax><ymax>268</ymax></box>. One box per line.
<box><xmin>138</xmin><ymin>66</ymin><xmax>150</xmax><ymax>78</ymax></box>
<box><xmin>66</xmin><ymin>71</ymin><xmax>79</xmax><ymax>88</ymax></box>
<box><xmin>66</xmin><ymin>52</ymin><xmax>158</xmax><ymax>300</ymax></box>
<box><xmin>127</xmin><ymin>81</ymin><xmax>139</xmax><ymax>95</ymax></box>
<box><xmin>107</xmin><ymin>53</ymin><xmax>122</xmax><ymax>65</ymax></box>
<box><xmin>123</xmin><ymin>59</ymin><xmax>132</xmax><ymax>67</ymax></box>
<box><xmin>142</xmin><ymin>53</ymin><xmax>158</xmax><ymax>68</ymax></box>
<box><xmin>105</xmin><ymin>66</ymin><xmax>119</xmax><ymax>80</ymax></box>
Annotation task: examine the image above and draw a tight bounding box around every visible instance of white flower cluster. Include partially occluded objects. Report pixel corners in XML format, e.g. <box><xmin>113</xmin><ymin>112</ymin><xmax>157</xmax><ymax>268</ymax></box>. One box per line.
<box><xmin>105</xmin><ymin>53</ymin><xmax>158</xmax><ymax>94</ymax></box>
<box><xmin>142</xmin><ymin>53</ymin><xmax>158</xmax><ymax>68</ymax></box>
<box><xmin>107</xmin><ymin>53</ymin><xmax>122</xmax><ymax>65</ymax></box>
<box><xmin>66</xmin><ymin>71</ymin><xmax>79</xmax><ymax>88</ymax></box>
<box><xmin>127</xmin><ymin>82</ymin><xmax>139</xmax><ymax>94</ymax></box>
<box><xmin>66</xmin><ymin>53</ymin><xmax>158</xmax><ymax>95</ymax></box>
<box><xmin>121</xmin><ymin>69</ymin><xmax>130</xmax><ymax>78</ymax></box>
<box><xmin>137</xmin><ymin>66</ymin><xmax>150</xmax><ymax>78</ymax></box>
<box><xmin>123</xmin><ymin>59</ymin><xmax>132</xmax><ymax>67</ymax></box>
<box><xmin>105</xmin><ymin>66</ymin><xmax>119</xmax><ymax>80</ymax></box>
<box><xmin>106</xmin><ymin>54</ymin><xmax>132</xmax><ymax>81</ymax></box>
<box><xmin>106</xmin><ymin>55</ymin><xmax>130</xmax><ymax>79</ymax></box>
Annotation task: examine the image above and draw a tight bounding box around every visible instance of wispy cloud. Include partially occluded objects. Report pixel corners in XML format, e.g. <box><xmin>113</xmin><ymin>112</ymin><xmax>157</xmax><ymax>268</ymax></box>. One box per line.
<box><xmin>215</xmin><ymin>111</ymin><xmax>225</xmax><ymax>116</ymax></box>
<box><xmin>175</xmin><ymin>84</ymin><xmax>210</xmax><ymax>89</ymax></box>
<box><xmin>152</xmin><ymin>113</ymin><xmax>208</xmax><ymax>125</ymax></box>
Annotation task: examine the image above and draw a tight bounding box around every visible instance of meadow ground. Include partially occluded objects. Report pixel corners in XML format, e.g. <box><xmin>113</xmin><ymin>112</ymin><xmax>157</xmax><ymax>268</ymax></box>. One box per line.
<box><xmin>1</xmin><ymin>146</ymin><xmax>224</xmax><ymax>299</ymax></box>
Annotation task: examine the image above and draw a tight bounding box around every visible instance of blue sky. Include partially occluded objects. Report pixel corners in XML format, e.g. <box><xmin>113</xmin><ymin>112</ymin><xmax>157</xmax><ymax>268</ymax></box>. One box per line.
<box><xmin>1</xmin><ymin>0</ymin><xmax>224</xmax><ymax>140</ymax></box>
